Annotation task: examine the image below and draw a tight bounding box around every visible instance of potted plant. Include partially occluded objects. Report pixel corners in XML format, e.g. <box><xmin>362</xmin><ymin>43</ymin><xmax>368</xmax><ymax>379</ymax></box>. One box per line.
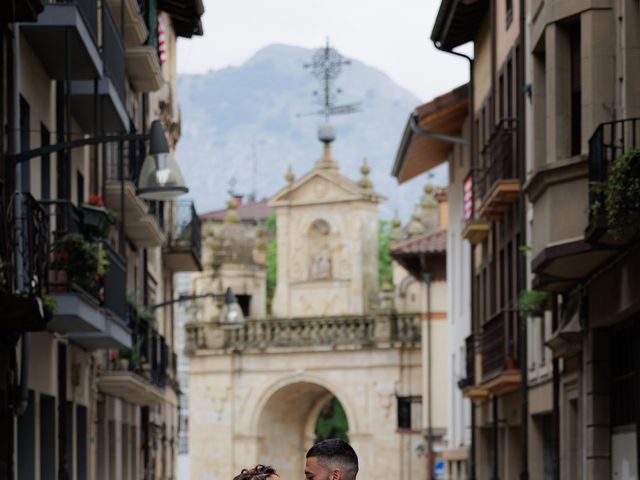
<box><xmin>49</xmin><ymin>234</ymin><xmax>108</xmax><ymax>292</ymax></box>
<box><xmin>518</xmin><ymin>289</ymin><xmax>551</xmax><ymax>317</ymax></box>
<box><xmin>81</xmin><ymin>195</ymin><xmax>115</xmax><ymax>238</ymax></box>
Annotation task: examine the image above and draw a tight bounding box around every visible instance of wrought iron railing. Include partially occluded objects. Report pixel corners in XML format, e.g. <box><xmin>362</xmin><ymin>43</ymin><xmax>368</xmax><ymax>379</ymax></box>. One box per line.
<box><xmin>588</xmin><ymin>117</ymin><xmax>640</xmax><ymax>216</ymax></box>
<box><xmin>185</xmin><ymin>313</ymin><xmax>422</xmax><ymax>353</ymax></box>
<box><xmin>476</xmin><ymin>118</ymin><xmax>518</xmax><ymax>202</ymax></box>
<box><xmin>101</xmin><ymin>240</ymin><xmax>127</xmax><ymax>320</ymax></box>
<box><xmin>481</xmin><ymin>309</ymin><xmax>518</xmax><ymax>381</ymax></box>
<box><xmin>6</xmin><ymin>193</ymin><xmax>49</xmax><ymax>297</ymax></box>
<box><xmin>102</xmin><ymin>3</ymin><xmax>126</xmax><ymax>104</ymax></box>
<box><xmin>458</xmin><ymin>333</ymin><xmax>477</xmax><ymax>389</ymax></box>
<box><xmin>106</xmin><ymin>138</ymin><xmax>145</xmax><ymax>182</ymax></box>
<box><xmin>165</xmin><ymin>200</ymin><xmax>201</xmax><ymax>261</ymax></box>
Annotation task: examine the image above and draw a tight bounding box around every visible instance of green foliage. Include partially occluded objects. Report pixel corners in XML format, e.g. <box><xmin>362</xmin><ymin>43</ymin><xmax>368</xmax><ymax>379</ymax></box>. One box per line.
<box><xmin>265</xmin><ymin>213</ymin><xmax>277</xmax><ymax>314</ymax></box>
<box><xmin>314</xmin><ymin>397</ymin><xmax>350</xmax><ymax>444</ymax></box>
<box><xmin>126</xmin><ymin>294</ymin><xmax>156</xmax><ymax>326</ymax></box>
<box><xmin>518</xmin><ymin>244</ymin><xmax>532</xmax><ymax>255</ymax></box>
<box><xmin>599</xmin><ymin>148</ymin><xmax>640</xmax><ymax>238</ymax></box>
<box><xmin>50</xmin><ymin>234</ymin><xmax>108</xmax><ymax>289</ymax></box>
<box><xmin>378</xmin><ymin>220</ymin><xmax>393</xmax><ymax>287</ymax></box>
<box><xmin>518</xmin><ymin>290</ymin><xmax>551</xmax><ymax>316</ymax></box>
<box><xmin>42</xmin><ymin>294</ymin><xmax>57</xmax><ymax>317</ymax></box>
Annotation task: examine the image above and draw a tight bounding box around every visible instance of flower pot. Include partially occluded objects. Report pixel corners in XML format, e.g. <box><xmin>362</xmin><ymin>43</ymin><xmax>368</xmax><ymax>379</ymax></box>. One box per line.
<box><xmin>48</xmin><ymin>270</ymin><xmax>68</xmax><ymax>292</ymax></box>
<box><xmin>82</xmin><ymin>204</ymin><xmax>112</xmax><ymax>238</ymax></box>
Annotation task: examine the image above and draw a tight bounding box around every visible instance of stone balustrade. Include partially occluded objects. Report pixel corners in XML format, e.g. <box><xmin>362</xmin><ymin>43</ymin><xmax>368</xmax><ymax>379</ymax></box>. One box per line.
<box><xmin>184</xmin><ymin>313</ymin><xmax>422</xmax><ymax>353</ymax></box>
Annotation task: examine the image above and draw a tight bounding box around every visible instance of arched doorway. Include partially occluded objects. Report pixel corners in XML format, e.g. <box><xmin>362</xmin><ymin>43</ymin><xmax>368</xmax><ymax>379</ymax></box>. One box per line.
<box><xmin>256</xmin><ymin>382</ymin><xmax>350</xmax><ymax>480</ymax></box>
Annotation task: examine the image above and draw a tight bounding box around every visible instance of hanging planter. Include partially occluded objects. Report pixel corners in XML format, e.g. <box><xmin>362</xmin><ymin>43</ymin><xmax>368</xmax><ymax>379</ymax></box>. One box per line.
<box><xmin>81</xmin><ymin>195</ymin><xmax>115</xmax><ymax>238</ymax></box>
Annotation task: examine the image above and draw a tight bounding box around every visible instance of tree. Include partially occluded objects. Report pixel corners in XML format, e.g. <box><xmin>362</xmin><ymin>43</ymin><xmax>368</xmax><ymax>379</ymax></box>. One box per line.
<box><xmin>265</xmin><ymin>213</ymin><xmax>277</xmax><ymax>314</ymax></box>
<box><xmin>378</xmin><ymin>220</ymin><xmax>393</xmax><ymax>287</ymax></box>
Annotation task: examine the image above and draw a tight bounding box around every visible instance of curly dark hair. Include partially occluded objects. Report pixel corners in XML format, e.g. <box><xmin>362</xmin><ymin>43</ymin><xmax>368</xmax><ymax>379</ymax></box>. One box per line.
<box><xmin>233</xmin><ymin>465</ymin><xmax>278</xmax><ymax>480</ymax></box>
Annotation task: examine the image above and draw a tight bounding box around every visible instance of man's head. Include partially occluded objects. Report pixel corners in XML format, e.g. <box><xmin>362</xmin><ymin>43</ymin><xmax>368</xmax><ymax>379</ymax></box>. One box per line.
<box><xmin>233</xmin><ymin>465</ymin><xmax>279</xmax><ymax>480</ymax></box>
<box><xmin>305</xmin><ymin>439</ymin><xmax>359</xmax><ymax>480</ymax></box>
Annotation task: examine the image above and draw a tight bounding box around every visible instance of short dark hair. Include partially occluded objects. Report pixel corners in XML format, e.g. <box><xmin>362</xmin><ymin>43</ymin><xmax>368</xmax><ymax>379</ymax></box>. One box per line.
<box><xmin>306</xmin><ymin>439</ymin><xmax>359</xmax><ymax>478</ymax></box>
<box><xmin>233</xmin><ymin>465</ymin><xmax>277</xmax><ymax>480</ymax></box>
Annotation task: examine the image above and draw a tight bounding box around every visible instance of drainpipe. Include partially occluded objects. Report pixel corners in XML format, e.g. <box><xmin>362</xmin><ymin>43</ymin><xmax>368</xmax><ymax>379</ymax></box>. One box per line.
<box><xmin>517</xmin><ymin>0</ymin><xmax>529</xmax><ymax>477</ymax></box>
<box><xmin>422</xmin><ymin>268</ymin><xmax>434</xmax><ymax>480</ymax></box>
<box><xmin>551</xmin><ymin>296</ymin><xmax>560</xmax><ymax>480</ymax></box>
<box><xmin>432</xmin><ymin>41</ymin><xmax>476</xmax><ymax>480</ymax></box>
<box><xmin>11</xmin><ymin>22</ymin><xmax>31</xmax><ymax>420</ymax></box>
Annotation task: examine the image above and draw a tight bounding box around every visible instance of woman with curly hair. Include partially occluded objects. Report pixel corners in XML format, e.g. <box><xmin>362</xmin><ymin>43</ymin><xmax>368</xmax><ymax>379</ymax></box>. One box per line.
<box><xmin>233</xmin><ymin>464</ymin><xmax>279</xmax><ymax>480</ymax></box>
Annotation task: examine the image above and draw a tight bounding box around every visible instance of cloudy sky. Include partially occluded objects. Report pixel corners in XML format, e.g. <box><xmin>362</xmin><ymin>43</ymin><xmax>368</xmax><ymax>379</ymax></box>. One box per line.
<box><xmin>177</xmin><ymin>0</ymin><xmax>470</xmax><ymax>102</ymax></box>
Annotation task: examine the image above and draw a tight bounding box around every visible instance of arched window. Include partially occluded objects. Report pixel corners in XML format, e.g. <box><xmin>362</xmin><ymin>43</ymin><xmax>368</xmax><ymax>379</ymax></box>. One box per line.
<box><xmin>308</xmin><ymin>219</ymin><xmax>331</xmax><ymax>280</ymax></box>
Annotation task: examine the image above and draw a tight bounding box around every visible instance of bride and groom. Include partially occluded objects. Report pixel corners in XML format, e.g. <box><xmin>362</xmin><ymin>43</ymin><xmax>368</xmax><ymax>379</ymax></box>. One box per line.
<box><xmin>233</xmin><ymin>438</ymin><xmax>358</xmax><ymax>480</ymax></box>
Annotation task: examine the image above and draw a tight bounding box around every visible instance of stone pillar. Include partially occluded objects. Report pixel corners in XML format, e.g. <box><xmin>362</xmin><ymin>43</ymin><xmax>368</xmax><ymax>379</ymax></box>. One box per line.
<box><xmin>545</xmin><ymin>23</ymin><xmax>572</xmax><ymax>162</ymax></box>
<box><xmin>581</xmin><ymin>9</ymin><xmax>615</xmax><ymax>152</ymax></box>
<box><xmin>583</xmin><ymin>329</ymin><xmax>611</xmax><ymax>480</ymax></box>
<box><xmin>619</xmin><ymin>0</ymin><xmax>640</xmax><ymax>118</ymax></box>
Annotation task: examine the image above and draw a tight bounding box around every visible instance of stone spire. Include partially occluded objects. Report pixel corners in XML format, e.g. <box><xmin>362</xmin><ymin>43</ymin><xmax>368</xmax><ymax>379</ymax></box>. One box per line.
<box><xmin>420</xmin><ymin>184</ymin><xmax>439</xmax><ymax>231</ymax></box>
<box><xmin>315</xmin><ymin>124</ymin><xmax>339</xmax><ymax>170</ymax></box>
<box><xmin>285</xmin><ymin>165</ymin><xmax>295</xmax><ymax>186</ymax></box>
<box><xmin>223</xmin><ymin>198</ymin><xmax>240</xmax><ymax>224</ymax></box>
<box><xmin>358</xmin><ymin>158</ymin><xmax>373</xmax><ymax>190</ymax></box>
<box><xmin>390</xmin><ymin>210</ymin><xmax>406</xmax><ymax>242</ymax></box>
<box><xmin>406</xmin><ymin>206</ymin><xmax>427</xmax><ymax>237</ymax></box>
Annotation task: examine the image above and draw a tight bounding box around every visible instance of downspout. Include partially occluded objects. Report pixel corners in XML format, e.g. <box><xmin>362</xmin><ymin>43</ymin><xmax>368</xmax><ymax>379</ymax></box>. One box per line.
<box><xmin>422</xmin><ymin>267</ymin><xmax>434</xmax><ymax>480</ymax></box>
<box><xmin>551</xmin><ymin>296</ymin><xmax>560</xmax><ymax>480</ymax></box>
<box><xmin>432</xmin><ymin>41</ymin><xmax>476</xmax><ymax>480</ymax></box>
<box><xmin>11</xmin><ymin>22</ymin><xmax>31</xmax><ymax>419</ymax></box>
<box><xmin>517</xmin><ymin>0</ymin><xmax>529</xmax><ymax>477</ymax></box>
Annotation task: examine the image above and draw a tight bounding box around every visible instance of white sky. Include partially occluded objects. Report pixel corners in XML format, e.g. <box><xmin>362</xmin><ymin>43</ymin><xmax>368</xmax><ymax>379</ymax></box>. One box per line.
<box><xmin>176</xmin><ymin>0</ymin><xmax>470</xmax><ymax>102</ymax></box>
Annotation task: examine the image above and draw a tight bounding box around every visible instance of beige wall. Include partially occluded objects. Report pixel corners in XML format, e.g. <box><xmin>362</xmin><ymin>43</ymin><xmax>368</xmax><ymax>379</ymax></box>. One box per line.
<box><xmin>474</xmin><ymin>16</ymin><xmax>492</xmax><ymax>112</ymax></box>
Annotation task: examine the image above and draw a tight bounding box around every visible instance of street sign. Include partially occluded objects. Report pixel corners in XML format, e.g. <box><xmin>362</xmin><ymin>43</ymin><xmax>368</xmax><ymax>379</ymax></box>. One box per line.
<box><xmin>433</xmin><ymin>459</ymin><xmax>445</xmax><ymax>479</ymax></box>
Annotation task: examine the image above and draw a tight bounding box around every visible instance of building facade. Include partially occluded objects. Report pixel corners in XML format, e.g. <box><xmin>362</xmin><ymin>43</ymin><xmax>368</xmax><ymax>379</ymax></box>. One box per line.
<box><xmin>0</xmin><ymin>0</ymin><xmax>203</xmax><ymax>478</ymax></box>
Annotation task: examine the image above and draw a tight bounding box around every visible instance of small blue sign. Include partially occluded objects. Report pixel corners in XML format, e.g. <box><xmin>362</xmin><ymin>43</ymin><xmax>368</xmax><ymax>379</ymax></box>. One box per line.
<box><xmin>433</xmin><ymin>459</ymin><xmax>445</xmax><ymax>479</ymax></box>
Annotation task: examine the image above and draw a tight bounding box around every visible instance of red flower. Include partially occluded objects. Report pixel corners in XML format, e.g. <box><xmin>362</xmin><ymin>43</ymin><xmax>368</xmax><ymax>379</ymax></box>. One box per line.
<box><xmin>87</xmin><ymin>195</ymin><xmax>105</xmax><ymax>208</ymax></box>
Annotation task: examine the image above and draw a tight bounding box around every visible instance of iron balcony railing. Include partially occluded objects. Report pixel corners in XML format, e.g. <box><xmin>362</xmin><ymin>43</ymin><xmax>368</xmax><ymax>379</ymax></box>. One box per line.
<box><xmin>458</xmin><ymin>333</ymin><xmax>477</xmax><ymax>389</ymax></box>
<box><xmin>185</xmin><ymin>313</ymin><xmax>422</xmax><ymax>353</ymax></box>
<box><xmin>481</xmin><ymin>309</ymin><xmax>518</xmax><ymax>382</ymax></box>
<box><xmin>102</xmin><ymin>3</ymin><xmax>126</xmax><ymax>104</ymax></box>
<box><xmin>106</xmin><ymin>137</ymin><xmax>145</xmax><ymax>182</ymax></box>
<box><xmin>6</xmin><ymin>193</ymin><xmax>49</xmax><ymax>297</ymax></box>
<box><xmin>41</xmin><ymin>200</ymin><xmax>126</xmax><ymax>319</ymax></box>
<box><xmin>588</xmin><ymin>117</ymin><xmax>640</xmax><ymax>216</ymax></box>
<box><xmin>476</xmin><ymin>118</ymin><xmax>518</xmax><ymax>202</ymax></box>
<box><xmin>166</xmin><ymin>200</ymin><xmax>202</xmax><ymax>261</ymax></box>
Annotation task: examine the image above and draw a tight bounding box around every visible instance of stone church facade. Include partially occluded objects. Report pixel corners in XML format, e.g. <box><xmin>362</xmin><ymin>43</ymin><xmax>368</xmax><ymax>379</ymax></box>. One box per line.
<box><xmin>186</xmin><ymin>138</ymin><xmax>432</xmax><ymax>480</ymax></box>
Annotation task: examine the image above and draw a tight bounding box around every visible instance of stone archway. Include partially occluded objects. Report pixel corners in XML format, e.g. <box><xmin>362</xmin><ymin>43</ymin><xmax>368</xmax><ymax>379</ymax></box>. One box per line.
<box><xmin>255</xmin><ymin>381</ymin><xmax>351</xmax><ymax>480</ymax></box>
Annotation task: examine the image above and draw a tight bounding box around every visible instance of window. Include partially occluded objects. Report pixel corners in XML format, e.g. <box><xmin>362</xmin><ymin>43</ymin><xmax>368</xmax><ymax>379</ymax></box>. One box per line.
<box><xmin>506</xmin><ymin>0</ymin><xmax>513</xmax><ymax>27</ymax></box>
<box><xmin>397</xmin><ymin>395</ymin><xmax>422</xmax><ymax>431</ymax></box>
<box><xmin>20</xmin><ymin>96</ymin><xmax>30</xmax><ymax>193</ymax></box>
<box><xmin>40</xmin><ymin>394</ymin><xmax>56</xmax><ymax>480</ymax></box>
<box><xmin>611</xmin><ymin>321</ymin><xmax>638</xmax><ymax>428</ymax></box>
<box><xmin>76</xmin><ymin>171</ymin><xmax>85</xmax><ymax>206</ymax></box>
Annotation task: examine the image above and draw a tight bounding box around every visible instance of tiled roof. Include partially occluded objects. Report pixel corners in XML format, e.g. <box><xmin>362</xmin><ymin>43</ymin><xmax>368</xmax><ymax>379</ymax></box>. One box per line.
<box><xmin>391</xmin><ymin>228</ymin><xmax>447</xmax><ymax>256</ymax></box>
<box><xmin>199</xmin><ymin>199</ymin><xmax>273</xmax><ymax>221</ymax></box>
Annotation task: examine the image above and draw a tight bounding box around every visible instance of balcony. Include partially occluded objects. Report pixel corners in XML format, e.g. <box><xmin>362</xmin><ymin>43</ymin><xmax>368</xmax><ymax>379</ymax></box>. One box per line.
<box><xmin>163</xmin><ymin>201</ymin><xmax>202</xmax><ymax>272</ymax></box>
<box><xmin>185</xmin><ymin>313</ymin><xmax>421</xmax><ymax>353</ymax></box>
<box><xmin>41</xmin><ymin>200</ymin><xmax>131</xmax><ymax>349</ymax></box>
<box><xmin>1</xmin><ymin>0</ymin><xmax>44</xmax><ymax>22</ymax></box>
<box><xmin>458</xmin><ymin>333</ymin><xmax>488</xmax><ymax>401</ymax></box>
<box><xmin>531</xmin><ymin>118</ymin><xmax>639</xmax><ymax>293</ymax></box>
<box><xmin>104</xmin><ymin>143</ymin><xmax>166</xmax><ymax>248</ymax></box>
<box><xmin>70</xmin><ymin>3</ymin><xmax>129</xmax><ymax>133</ymax></box>
<box><xmin>106</xmin><ymin>0</ymin><xmax>148</xmax><ymax>46</ymax></box>
<box><xmin>480</xmin><ymin>310</ymin><xmax>521</xmax><ymax>395</ymax></box>
<box><xmin>126</xmin><ymin>45</ymin><xmax>163</xmax><ymax>92</ymax></box>
<box><xmin>22</xmin><ymin>0</ymin><xmax>102</xmax><ymax>80</ymax></box>
<box><xmin>476</xmin><ymin>119</ymin><xmax>520</xmax><ymax>220</ymax></box>
<box><xmin>0</xmin><ymin>192</ymin><xmax>50</xmax><ymax>331</ymax></box>
<box><xmin>586</xmin><ymin>117</ymin><xmax>640</xmax><ymax>246</ymax></box>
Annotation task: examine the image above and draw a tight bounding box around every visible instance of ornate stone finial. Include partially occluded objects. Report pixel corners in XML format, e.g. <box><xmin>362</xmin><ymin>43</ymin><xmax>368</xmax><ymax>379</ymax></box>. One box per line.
<box><xmin>421</xmin><ymin>184</ymin><xmax>438</xmax><ymax>208</ymax></box>
<box><xmin>285</xmin><ymin>166</ymin><xmax>295</xmax><ymax>186</ymax></box>
<box><xmin>406</xmin><ymin>207</ymin><xmax>426</xmax><ymax>237</ymax></box>
<box><xmin>315</xmin><ymin>124</ymin><xmax>339</xmax><ymax>170</ymax></box>
<box><xmin>223</xmin><ymin>198</ymin><xmax>240</xmax><ymax>224</ymax></box>
<box><xmin>389</xmin><ymin>210</ymin><xmax>406</xmax><ymax>242</ymax></box>
<box><xmin>358</xmin><ymin>158</ymin><xmax>373</xmax><ymax>190</ymax></box>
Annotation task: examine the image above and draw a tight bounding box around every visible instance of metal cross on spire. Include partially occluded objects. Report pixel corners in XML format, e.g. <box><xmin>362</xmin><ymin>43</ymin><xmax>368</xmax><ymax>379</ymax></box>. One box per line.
<box><xmin>301</xmin><ymin>38</ymin><xmax>361</xmax><ymax>122</ymax></box>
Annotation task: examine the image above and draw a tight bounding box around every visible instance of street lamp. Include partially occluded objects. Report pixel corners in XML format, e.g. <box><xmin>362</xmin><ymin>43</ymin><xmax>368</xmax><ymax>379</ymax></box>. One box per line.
<box><xmin>152</xmin><ymin>286</ymin><xmax>245</xmax><ymax>329</ymax></box>
<box><xmin>136</xmin><ymin>121</ymin><xmax>189</xmax><ymax>201</ymax></box>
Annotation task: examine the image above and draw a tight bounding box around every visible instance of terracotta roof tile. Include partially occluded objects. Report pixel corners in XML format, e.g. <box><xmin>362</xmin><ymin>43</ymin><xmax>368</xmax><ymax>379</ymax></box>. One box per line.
<box><xmin>390</xmin><ymin>228</ymin><xmax>447</xmax><ymax>256</ymax></box>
